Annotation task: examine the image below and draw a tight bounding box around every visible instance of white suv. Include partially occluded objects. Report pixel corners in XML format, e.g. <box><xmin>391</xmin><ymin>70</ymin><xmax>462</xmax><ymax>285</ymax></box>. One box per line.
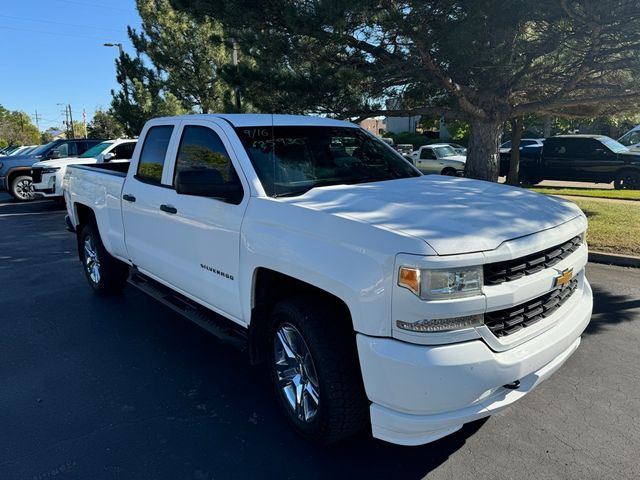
<box><xmin>31</xmin><ymin>139</ymin><xmax>137</xmax><ymax>200</ymax></box>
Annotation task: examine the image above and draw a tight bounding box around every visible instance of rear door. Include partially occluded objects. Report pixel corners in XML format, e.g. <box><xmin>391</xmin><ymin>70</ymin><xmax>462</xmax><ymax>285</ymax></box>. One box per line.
<box><xmin>152</xmin><ymin>119</ymin><xmax>249</xmax><ymax>321</ymax></box>
<box><xmin>121</xmin><ymin>120</ymin><xmax>179</xmax><ymax>279</ymax></box>
<box><xmin>541</xmin><ymin>139</ymin><xmax>579</xmax><ymax>180</ymax></box>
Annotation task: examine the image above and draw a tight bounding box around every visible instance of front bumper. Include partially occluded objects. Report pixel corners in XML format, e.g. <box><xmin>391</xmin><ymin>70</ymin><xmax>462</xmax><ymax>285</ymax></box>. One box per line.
<box><xmin>33</xmin><ymin>173</ymin><xmax>60</xmax><ymax>198</ymax></box>
<box><xmin>357</xmin><ymin>278</ymin><xmax>592</xmax><ymax>446</ymax></box>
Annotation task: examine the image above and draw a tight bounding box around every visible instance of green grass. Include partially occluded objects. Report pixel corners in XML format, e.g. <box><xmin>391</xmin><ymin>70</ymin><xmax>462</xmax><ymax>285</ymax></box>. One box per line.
<box><xmin>531</xmin><ymin>187</ymin><xmax>640</xmax><ymax>201</ymax></box>
<box><xmin>567</xmin><ymin>198</ymin><xmax>640</xmax><ymax>256</ymax></box>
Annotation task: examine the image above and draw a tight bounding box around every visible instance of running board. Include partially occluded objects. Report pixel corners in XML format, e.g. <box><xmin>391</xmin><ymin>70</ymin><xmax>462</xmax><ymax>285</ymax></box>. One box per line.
<box><xmin>128</xmin><ymin>270</ymin><xmax>248</xmax><ymax>352</ymax></box>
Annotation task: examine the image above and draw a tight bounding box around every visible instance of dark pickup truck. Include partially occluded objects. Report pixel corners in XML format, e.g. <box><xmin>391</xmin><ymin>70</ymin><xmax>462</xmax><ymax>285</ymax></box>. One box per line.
<box><xmin>500</xmin><ymin>135</ymin><xmax>640</xmax><ymax>189</ymax></box>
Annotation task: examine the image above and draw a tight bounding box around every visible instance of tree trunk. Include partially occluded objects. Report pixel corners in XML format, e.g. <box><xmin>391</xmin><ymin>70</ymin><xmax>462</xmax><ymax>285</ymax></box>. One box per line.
<box><xmin>464</xmin><ymin>119</ymin><xmax>503</xmax><ymax>182</ymax></box>
<box><xmin>506</xmin><ymin>116</ymin><xmax>524</xmax><ymax>186</ymax></box>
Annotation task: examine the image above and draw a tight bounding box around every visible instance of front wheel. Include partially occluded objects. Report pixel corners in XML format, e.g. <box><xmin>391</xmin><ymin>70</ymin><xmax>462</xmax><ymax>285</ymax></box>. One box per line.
<box><xmin>268</xmin><ymin>297</ymin><xmax>368</xmax><ymax>445</ymax></box>
<box><xmin>79</xmin><ymin>223</ymin><xmax>129</xmax><ymax>295</ymax></box>
<box><xmin>614</xmin><ymin>170</ymin><xmax>640</xmax><ymax>190</ymax></box>
<box><xmin>10</xmin><ymin>175</ymin><xmax>35</xmax><ymax>201</ymax></box>
<box><xmin>441</xmin><ymin>167</ymin><xmax>457</xmax><ymax>176</ymax></box>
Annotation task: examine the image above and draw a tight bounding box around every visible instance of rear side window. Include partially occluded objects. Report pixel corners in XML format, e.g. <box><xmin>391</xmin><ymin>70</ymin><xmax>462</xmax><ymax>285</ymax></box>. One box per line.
<box><xmin>174</xmin><ymin>125</ymin><xmax>243</xmax><ymax>202</ymax></box>
<box><xmin>137</xmin><ymin>126</ymin><xmax>174</xmax><ymax>183</ymax></box>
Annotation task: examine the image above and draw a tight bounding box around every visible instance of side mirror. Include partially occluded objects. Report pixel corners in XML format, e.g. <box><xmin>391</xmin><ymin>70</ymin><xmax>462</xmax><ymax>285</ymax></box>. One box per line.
<box><xmin>48</xmin><ymin>150</ymin><xmax>61</xmax><ymax>159</ymax></box>
<box><xmin>102</xmin><ymin>152</ymin><xmax>115</xmax><ymax>162</ymax></box>
<box><xmin>175</xmin><ymin>169</ymin><xmax>243</xmax><ymax>204</ymax></box>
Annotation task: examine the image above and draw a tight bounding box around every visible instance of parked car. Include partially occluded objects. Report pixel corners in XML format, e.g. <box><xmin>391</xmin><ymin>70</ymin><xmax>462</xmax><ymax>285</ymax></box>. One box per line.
<box><xmin>445</xmin><ymin>142</ymin><xmax>467</xmax><ymax>155</ymax></box>
<box><xmin>6</xmin><ymin>145</ymin><xmax>37</xmax><ymax>156</ymax></box>
<box><xmin>65</xmin><ymin>114</ymin><xmax>591</xmax><ymax>446</ymax></box>
<box><xmin>32</xmin><ymin>139</ymin><xmax>137</xmax><ymax>200</ymax></box>
<box><xmin>396</xmin><ymin>143</ymin><xmax>414</xmax><ymax>156</ymax></box>
<box><xmin>500</xmin><ymin>138</ymin><xmax>544</xmax><ymax>154</ymax></box>
<box><xmin>411</xmin><ymin>144</ymin><xmax>466</xmax><ymax>175</ymax></box>
<box><xmin>0</xmin><ymin>138</ymin><xmax>104</xmax><ymax>201</ymax></box>
<box><xmin>617</xmin><ymin>125</ymin><xmax>640</xmax><ymax>152</ymax></box>
<box><xmin>499</xmin><ymin>135</ymin><xmax>640</xmax><ymax>189</ymax></box>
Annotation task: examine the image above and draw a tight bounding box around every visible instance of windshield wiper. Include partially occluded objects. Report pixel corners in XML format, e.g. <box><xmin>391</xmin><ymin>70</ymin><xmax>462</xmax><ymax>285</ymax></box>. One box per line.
<box><xmin>273</xmin><ymin>179</ymin><xmax>347</xmax><ymax>198</ymax></box>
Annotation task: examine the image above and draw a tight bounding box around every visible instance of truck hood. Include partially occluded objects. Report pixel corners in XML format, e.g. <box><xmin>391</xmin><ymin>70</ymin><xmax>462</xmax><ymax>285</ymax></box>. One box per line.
<box><xmin>32</xmin><ymin>157</ymin><xmax>96</xmax><ymax>168</ymax></box>
<box><xmin>286</xmin><ymin>176</ymin><xmax>584</xmax><ymax>255</ymax></box>
<box><xmin>442</xmin><ymin>155</ymin><xmax>466</xmax><ymax>163</ymax></box>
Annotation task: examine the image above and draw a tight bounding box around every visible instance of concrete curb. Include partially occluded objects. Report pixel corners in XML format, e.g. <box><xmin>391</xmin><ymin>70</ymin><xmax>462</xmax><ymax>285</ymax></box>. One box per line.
<box><xmin>589</xmin><ymin>251</ymin><xmax>640</xmax><ymax>268</ymax></box>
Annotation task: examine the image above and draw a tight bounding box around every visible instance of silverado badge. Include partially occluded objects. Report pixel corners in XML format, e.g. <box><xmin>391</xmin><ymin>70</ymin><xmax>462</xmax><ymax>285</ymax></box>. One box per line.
<box><xmin>554</xmin><ymin>268</ymin><xmax>574</xmax><ymax>288</ymax></box>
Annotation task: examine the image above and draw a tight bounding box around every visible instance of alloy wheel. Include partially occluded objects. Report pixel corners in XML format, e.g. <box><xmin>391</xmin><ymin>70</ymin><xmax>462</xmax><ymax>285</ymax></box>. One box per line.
<box><xmin>84</xmin><ymin>235</ymin><xmax>101</xmax><ymax>285</ymax></box>
<box><xmin>273</xmin><ymin>323</ymin><xmax>320</xmax><ymax>423</ymax></box>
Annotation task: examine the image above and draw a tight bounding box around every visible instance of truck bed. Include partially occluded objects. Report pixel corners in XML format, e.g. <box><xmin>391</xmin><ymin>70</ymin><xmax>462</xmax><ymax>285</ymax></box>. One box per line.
<box><xmin>65</xmin><ymin>162</ymin><xmax>130</xmax><ymax>262</ymax></box>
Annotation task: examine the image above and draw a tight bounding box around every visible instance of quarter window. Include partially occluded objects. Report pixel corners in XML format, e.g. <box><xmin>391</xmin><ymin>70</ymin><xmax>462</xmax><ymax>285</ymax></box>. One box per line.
<box><xmin>137</xmin><ymin>126</ymin><xmax>174</xmax><ymax>183</ymax></box>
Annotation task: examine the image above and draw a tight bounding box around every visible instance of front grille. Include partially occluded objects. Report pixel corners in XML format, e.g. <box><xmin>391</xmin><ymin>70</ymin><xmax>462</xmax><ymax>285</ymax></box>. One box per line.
<box><xmin>485</xmin><ymin>277</ymin><xmax>579</xmax><ymax>337</ymax></box>
<box><xmin>31</xmin><ymin>167</ymin><xmax>43</xmax><ymax>183</ymax></box>
<box><xmin>484</xmin><ymin>236</ymin><xmax>582</xmax><ymax>285</ymax></box>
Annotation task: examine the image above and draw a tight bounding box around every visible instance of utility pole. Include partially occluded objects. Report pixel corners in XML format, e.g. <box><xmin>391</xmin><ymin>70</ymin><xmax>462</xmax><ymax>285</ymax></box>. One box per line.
<box><xmin>32</xmin><ymin>110</ymin><xmax>42</xmax><ymax>131</ymax></box>
<box><xmin>82</xmin><ymin>109</ymin><xmax>87</xmax><ymax>138</ymax></box>
<box><xmin>67</xmin><ymin>104</ymin><xmax>75</xmax><ymax>139</ymax></box>
<box><xmin>231</xmin><ymin>39</ymin><xmax>241</xmax><ymax>111</ymax></box>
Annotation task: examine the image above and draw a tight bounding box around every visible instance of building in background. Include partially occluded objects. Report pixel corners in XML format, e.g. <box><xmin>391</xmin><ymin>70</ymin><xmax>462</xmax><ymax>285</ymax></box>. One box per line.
<box><xmin>360</xmin><ymin>117</ymin><xmax>386</xmax><ymax>136</ymax></box>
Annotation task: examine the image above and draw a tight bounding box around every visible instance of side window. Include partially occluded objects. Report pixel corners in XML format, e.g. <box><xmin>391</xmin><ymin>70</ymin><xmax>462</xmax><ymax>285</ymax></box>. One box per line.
<box><xmin>548</xmin><ymin>141</ymin><xmax>568</xmax><ymax>156</ymax></box>
<box><xmin>136</xmin><ymin>126</ymin><xmax>174</xmax><ymax>184</ymax></box>
<box><xmin>420</xmin><ymin>148</ymin><xmax>436</xmax><ymax>160</ymax></box>
<box><xmin>56</xmin><ymin>143</ymin><xmax>70</xmax><ymax>157</ymax></box>
<box><xmin>174</xmin><ymin>125</ymin><xmax>243</xmax><ymax>203</ymax></box>
<box><xmin>113</xmin><ymin>142</ymin><xmax>136</xmax><ymax>160</ymax></box>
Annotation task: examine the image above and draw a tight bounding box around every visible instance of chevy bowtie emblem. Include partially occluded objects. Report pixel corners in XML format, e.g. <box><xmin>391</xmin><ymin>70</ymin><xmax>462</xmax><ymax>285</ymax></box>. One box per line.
<box><xmin>554</xmin><ymin>268</ymin><xmax>574</xmax><ymax>288</ymax></box>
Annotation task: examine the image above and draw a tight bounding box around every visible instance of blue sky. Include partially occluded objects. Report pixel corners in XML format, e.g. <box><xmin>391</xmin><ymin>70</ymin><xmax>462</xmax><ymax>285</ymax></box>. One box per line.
<box><xmin>0</xmin><ymin>0</ymin><xmax>141</xmax><ymax>131</ymax></box>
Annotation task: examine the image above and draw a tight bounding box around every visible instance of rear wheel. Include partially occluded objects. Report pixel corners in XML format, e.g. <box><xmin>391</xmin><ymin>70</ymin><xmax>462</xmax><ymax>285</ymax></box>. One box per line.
<box><xmin>9</xmin><ymin>175</ymin><xmax>35</xmax><ymax>201</ymax></box>
<box><xmin>441</xmin><ymin>167</ymin><xmax>457</xmax><ymax>176</ymax></box>
<box><xmin>79</xmin><ymin>223</ymin><xmax>129</xmax><ymax>295</ymax></box>
<box><xmin>614</xmin><ymin>170</ymin><xmax>640</xmax><ymax>190</ymax></box>
<box><xmin>268</xmin><ymin>296</ymin><xmax>368</xmax><ymax>445</ymax></box>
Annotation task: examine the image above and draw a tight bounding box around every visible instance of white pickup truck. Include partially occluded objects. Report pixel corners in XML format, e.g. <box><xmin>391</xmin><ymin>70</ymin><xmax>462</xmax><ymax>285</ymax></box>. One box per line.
<box><xmin>64</xmin><ymin>114</ymin><xmax>592</xmax><ymax>446</ymax></box>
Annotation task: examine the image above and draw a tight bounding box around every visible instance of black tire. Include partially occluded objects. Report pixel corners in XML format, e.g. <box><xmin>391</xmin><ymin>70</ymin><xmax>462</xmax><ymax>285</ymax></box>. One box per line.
<box><xmin>614</xmin><ymin>170</ymin><xmax>640</xmax><ymax>190</ymax></box>
<box><xmin>268</xmin><ymin>296</ymin><xmax>368</xmax><ymax>445</ymax></box>
<box><xmin>9</xmin><ymin>175</ymin><xmax>35</xmax><ymax>202</ymax></box>
<box><xmin>79</xmin><ymin>223</ymin><xmax>129</xmax><ymax>295</ymax></box>
<box><xmin>441</xmin><ymin>167</ymin><xmax>457</xmax><ymax>176</ymax></box>
<box><xmin>519</xmin><ymin>174</ymin><xmax>542</xmax><ymax>187</ymax></box>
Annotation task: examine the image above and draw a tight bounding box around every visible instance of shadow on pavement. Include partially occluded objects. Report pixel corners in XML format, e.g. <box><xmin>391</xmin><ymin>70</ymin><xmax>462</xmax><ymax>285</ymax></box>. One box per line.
<box><xmin>585</xmin><ymin>285</ymin><xmax>640</xmax><ymax>336</ymax></box>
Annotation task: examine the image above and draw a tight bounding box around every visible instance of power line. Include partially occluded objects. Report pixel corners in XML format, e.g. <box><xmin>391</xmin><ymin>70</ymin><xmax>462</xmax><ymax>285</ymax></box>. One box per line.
<box><xmin>0</xmin><ymin>24</ymin><xmax>126</xmax><ymax>42</ymax></box>
<box><xmin>50</xmin><ymin>0</ymin><xmax>136</xmax><ymax>13</ymax></box>
<box><xmin>0</xmin><ymin>14</ymin><xmax>124</xmax><ymax>34</ymax></box>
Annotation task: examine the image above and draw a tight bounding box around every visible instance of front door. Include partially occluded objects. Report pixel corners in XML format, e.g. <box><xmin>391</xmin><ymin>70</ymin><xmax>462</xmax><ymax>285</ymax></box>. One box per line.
<box><xmin>152</xmin><ymin>120</ymin><xmax>248</xmax><ymax>322</ymax></box>
<box><xmin>415</xmin><ymin>148</ymin><xmax>439</xmax><ymax>174</ymax></box>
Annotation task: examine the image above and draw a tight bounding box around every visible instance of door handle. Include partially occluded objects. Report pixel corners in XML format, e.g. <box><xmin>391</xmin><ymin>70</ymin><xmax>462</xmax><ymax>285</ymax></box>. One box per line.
<box><xmin>160</xmin><ymin>204</ymin><xmax>177</xmax><ymax>214</ymax></box>
<box><xmin>123</xmin><ymin>194</ymin><xmax>136</xmax><ymax>202</ymax></box>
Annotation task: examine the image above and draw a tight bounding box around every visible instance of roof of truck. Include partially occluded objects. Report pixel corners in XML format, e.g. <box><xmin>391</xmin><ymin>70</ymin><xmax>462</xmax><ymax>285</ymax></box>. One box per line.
<box><xmin>154</xmin><ymin>114</ymin><xmax>357</xmax><ymax>128</ymax></box>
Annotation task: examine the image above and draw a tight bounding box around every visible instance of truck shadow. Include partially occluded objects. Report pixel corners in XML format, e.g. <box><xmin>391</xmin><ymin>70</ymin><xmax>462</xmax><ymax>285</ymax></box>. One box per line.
<box><xmin>69</xmin><ymin>290</ymin><xmax>488</xmax><ymax>479</ymax></box>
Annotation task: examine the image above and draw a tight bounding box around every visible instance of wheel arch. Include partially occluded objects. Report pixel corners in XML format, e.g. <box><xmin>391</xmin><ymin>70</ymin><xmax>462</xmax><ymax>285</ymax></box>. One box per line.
<box><xmin>247</xmin><ymin>267</ymin><xmax>354</xmax><ymax>365</ymax></box>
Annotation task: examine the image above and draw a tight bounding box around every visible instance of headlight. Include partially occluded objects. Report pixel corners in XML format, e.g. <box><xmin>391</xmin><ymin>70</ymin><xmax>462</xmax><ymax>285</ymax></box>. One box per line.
<box><xmin>398</xmin><ymin>266</ymin><xmax>483</xmax><ymax>300</ymax></box>
<box><xmin>42</xmin><ymin>167</ymin><xmax>60</xmax><ymax>174</ymax></box>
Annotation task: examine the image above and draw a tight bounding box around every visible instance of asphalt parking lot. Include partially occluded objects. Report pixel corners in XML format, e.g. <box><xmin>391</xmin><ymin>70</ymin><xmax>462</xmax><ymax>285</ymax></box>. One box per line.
<box><xmin>1</xmin><ymin>192</ymin><xmax>639</xmax><ymax>480</ymax></box>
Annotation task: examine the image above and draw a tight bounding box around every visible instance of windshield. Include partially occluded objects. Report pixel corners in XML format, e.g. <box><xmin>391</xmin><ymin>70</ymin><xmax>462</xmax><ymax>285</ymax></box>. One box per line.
<box><xmin>31</xmin><ymin>141</ymin><xmax>57</xmax><ymax>156</ymax></box>
<box><xmin>618</xmin><ymin>130</ymin><xmax>640</xmax><ymax>147</ymax></box>
<box><xmin>235</xmin><ymin>126</ymin><xmax>419</xmax><ymax>197</ymax></box>
<box><xmin>433</xmin><ymin>146</ymin><xmax>457</xmax><ymax>158</ymax></box>
<box><xmin>600</xmin><ymin>137</ymin><xmax>629</xmax><ymax>153</ymax></box>
<box><xmin>80</xmin><ymin>141</ymin><xmax>113</xmax><ymax>158</ymax></box>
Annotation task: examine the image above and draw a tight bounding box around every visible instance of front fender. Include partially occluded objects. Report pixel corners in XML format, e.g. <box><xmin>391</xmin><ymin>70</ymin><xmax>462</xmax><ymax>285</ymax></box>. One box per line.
<box><xmin>240</xmin><ymin>198</ymin><xmax>434</xmax><ymax>337</ymax></box>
